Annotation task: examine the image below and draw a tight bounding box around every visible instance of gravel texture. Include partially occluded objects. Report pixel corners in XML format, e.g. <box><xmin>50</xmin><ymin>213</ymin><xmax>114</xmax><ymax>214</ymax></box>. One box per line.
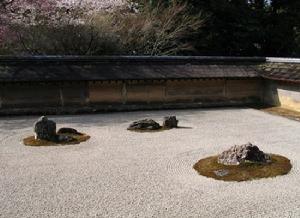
<box><xmin>0</xmin><ymin>108</ymin><xmax>300</xmax><ymax>218</ymax></box>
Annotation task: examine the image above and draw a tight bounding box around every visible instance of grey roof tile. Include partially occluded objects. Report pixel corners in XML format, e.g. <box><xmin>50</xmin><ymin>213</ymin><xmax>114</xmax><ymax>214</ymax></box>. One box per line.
<box><xmin>0</xmin><ymin>57</ymin><xmax>260</xmax><ymax>82</ymax></box>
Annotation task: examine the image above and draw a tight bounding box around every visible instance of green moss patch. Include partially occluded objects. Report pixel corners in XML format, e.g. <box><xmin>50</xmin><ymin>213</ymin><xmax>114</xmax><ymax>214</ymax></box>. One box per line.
<box><xmin>193</xmin><ymin>154</ymin><xmax>292</xmax><ymax>182</ymax></box>
<box><xmin>23</xmin><ymin>133</ymin><xmax>90</xmax><ymax>146</ymax></box>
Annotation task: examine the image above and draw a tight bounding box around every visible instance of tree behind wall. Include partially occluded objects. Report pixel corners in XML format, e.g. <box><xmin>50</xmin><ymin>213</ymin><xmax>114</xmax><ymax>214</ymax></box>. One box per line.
<box><xmin>1</xmin><ymin>0</ymin><xmax>300</xmax><ymax>56</ymax></box>
<box><xmin>188</xmin><ymin>0</ymin><xmax>300</xmax><ymax>56</ymax></box>
<box><xmin>264</xmin><ymin>0</ymin><xmax>300</xmax><ymax>56</ymax></box>
<box><xmin>179</xmin><ymin>0</ymin><xmax>267</xmax><ymax>56</ymax></box>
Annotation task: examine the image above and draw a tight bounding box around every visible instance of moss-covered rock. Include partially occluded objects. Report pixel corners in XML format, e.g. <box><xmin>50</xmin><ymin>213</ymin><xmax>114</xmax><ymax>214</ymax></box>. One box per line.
<box><xmin>194</xmin><ymin>154</ymin><xmax>292</xmax><ymax>182</ymax></box>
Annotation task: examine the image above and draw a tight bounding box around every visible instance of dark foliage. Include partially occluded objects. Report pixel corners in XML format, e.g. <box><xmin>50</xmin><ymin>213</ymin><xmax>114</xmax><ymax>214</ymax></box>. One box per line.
<box><xmin>138</xmin><ymin>0</ymin><xmax>300</xmax><ymax>56</ymax></box>
<box><xmin>1</xmin><ymin>0</ymin><xmax>300</xmax><ymax>56</ymax></box>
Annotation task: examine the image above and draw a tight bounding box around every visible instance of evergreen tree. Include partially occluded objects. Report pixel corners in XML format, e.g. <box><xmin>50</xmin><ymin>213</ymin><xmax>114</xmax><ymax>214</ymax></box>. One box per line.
<box><xmin>264</xmin><ymin>0</ymin><xmax>300</xmax><ymax>56</ymax></box>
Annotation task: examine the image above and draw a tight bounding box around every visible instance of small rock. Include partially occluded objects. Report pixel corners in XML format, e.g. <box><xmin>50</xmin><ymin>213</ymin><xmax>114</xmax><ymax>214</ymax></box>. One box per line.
<box><xmin>128</xmin><ymin>119</ymin><xmax>161</xmax><ymax>131</ymax></box>
<box><xmin>218</xmin><ymin>143</ymin><xmax>271</xmax><ymax>166</ymax></box>
<box><xmin>34</xmin><ymin>116</ymin><xmax>56</xmax><ymax>141</ymax></box>
<box><xmin>214</xmin><ymin>169</ymin><xmax>229</xmax><ymax>177</ymax></box>
<box><xmin>163</xmin><ymin>116</ymin><xmax>178</xmax><ymax>129</ymax></box>
<box><xmin>57</xmin><ymin>128</ymin><xmax>82</xmax><ymax>135</ymax></box>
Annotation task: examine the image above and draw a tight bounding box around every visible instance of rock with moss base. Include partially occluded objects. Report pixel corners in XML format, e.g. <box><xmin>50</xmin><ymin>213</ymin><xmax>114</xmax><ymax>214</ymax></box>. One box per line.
<box><xmin>128</xmin><ymin>119</ymin><xmax>161</xmax><ymax>131</ymax></box>
<box><xmin>163</xmin><ymin>116</ymin><xmax>178</xmax><ymax>129</ymax></box>
<box><xmin>34</xmin><ymin>116</ymin><xmax>56</xmax><ymax>141</ymax></box>
<box><xmin>218</xmin><ymin>143</ymin><xmax>271</xmax><ymax>166</ymax></box>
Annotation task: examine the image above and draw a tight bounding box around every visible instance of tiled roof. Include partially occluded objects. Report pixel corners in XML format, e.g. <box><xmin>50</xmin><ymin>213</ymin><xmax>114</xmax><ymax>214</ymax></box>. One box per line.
<box><xmin>2</xmin><ymin>56</ymin><xmax>300</xmax><ymax>83</ymax></box>
<box><xmin>0</xmin><ymin>56</ymin><xmax>261</xmax><ymax>82</ymax></box>
<box><xmin>259</xmin><ymin>62</ymin><xmax>300</xmax><ymax>83</ymax></box>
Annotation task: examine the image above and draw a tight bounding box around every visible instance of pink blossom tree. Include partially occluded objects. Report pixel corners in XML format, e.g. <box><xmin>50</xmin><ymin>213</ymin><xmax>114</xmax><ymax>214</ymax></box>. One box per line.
<box><xmin>0</xmin><ymin>0</ymin><xmax>62</xmax><ymax>47</ymax></box>
<box><xmin>0</xmin><ymin>0</ymin><xmax>92</xmax><ymax>54</ymax></box>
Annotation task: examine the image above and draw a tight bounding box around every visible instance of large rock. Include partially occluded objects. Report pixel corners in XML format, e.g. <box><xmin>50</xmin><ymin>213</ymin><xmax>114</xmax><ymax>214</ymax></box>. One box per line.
<box><xmin>218</xmin><ymin>143</ymin><xmax>271</xmax><ymax>165</ymax></box>
<box><xmin>57</xmin><ymin>127</ymin><xmax>82</xmax><ymax>135</ymax></box>
<box><xmin>163</xmin><ymin>116</ymin><xmax>178</xmax><ymax>129</ymax></box>
<box><xmin>128</xmin><ymin>119</ymin><xmax>161</xmax><ymax>131</ymax></box>
<box><xmin>34</xmin><ymin>116</ymin><xmax>56</xmax><ymax>141</ymax></box>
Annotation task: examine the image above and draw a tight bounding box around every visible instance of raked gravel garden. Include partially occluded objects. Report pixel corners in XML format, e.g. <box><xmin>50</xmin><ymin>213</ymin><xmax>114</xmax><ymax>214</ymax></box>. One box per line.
<box><xmin>0</xmin><ymin>108</ymin><xmax>300</xmax><ymax>218</ymax></box>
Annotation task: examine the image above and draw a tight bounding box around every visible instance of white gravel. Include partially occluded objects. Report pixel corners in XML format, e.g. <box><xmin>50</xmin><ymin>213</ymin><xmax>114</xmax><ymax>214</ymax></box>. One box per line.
<box><xmin>0</xmin><ymin>108</ymin><xmax>300</xmax><ymax>218</ymax></box>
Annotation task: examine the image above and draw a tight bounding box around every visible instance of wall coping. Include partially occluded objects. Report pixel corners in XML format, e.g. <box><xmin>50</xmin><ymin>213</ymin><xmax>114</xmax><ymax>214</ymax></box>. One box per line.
<box><xmin>266</xmin><ymin>57</ymin><xmax>300</xmax><ymax>63</ymax></box>
<box><xmin>1</xmin><ymin>56</ymin><xmax>300</xmax><ymax>83</ymax></box>
<box><xmin>0</xmin><ymin>56</ymin><xmax>267</xmax><ymax>64</ymax></box>
<box><xmin>0</xmin><ymin>56</ymin><xmax>299</xmax><ymax>63</ymax></box>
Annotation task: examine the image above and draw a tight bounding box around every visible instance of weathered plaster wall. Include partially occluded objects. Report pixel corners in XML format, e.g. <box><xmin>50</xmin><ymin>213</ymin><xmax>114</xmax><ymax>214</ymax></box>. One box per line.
<box><xmin>89</xmin><ymin>79</ymin><xmax>261</xmax><ymax>105</ymax></box>
<box><xmin>165</xmin><ymin>80</ymin><xmax>224</xmax><ymax>102</ymax></box>
<box><xmin>126</xmin><ymin>81</ymin><xmax>166</xmax><ymax>104</ymax></box>
<box><xmin>264</xmin><ymin>81</ymin><xmax>300</xmax><ymax>112</ymax></box>
<box><xmin>89</xmin><ymin>81</ymin><xmax>123</xmax><ymax>104</ymax></box>
<box><xmin>60</xmin><ymin>82</ymin><xmax>89</xmax><ymax>106</ymax></box>
<box><xmin>1</xmin><ymin>83</ymin><xmax>61</xmax><ymax>108</ymax></box>
<box><xmin>0</xmin><ymin>78</ymin><xmax>262</xmax><ymax>115</ymax></box>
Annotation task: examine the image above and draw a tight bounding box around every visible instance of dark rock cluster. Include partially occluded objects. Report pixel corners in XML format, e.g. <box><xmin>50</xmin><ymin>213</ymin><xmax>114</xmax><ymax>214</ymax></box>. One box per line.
<box><xmin>128</xmin><ymin>116</ymin><xmax>179</xmax><ymax>131</ymax></box>
<box><xmin>34</xmin><ymin>116</ymin><xmax>81</xmax><ymax>143</ymax></box>
<box><xmin>218</xmin><ymin>143</ymin><xmax>271</xmax><ymax>166</ymax></box>
<box><xmin>127</xmin><ymin>119</ymin><xmax>161</xmax><ymax>131</ymax></box>
<box><xmin>163</xmin><ymin>116</ymin><xmax>178</xmax><ymax>129</ymax></box>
